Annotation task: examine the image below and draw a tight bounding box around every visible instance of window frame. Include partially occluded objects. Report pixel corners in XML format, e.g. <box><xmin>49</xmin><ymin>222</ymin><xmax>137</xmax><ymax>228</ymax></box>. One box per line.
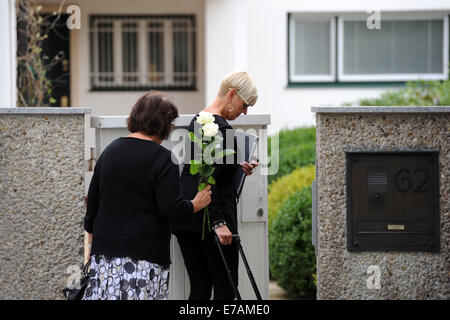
<box><xmin>288</xmin><ymin>12</ymin><xmax>449</xmax><ymax>85</ymax></box>
<box><xmin>288</xmin><ymin>14</ymin><xmax>336</xmax><ymax>83</ymax></box>
<box><xmin>337</xmin><ymin>13</ymin><xmax>449</xmax><ymax>82</ymax></box>
<box><xmin>89</xmin><ymin>14</ymin><xmax>197</xmax><ymax>91</ymax></box>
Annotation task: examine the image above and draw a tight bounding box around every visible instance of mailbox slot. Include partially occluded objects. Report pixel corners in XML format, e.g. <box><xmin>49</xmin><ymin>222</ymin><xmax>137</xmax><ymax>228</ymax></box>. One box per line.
<box><xmin>347</xmin><ymin>151</ymin><xmax>439</xmax><ymax>252</ymax></box>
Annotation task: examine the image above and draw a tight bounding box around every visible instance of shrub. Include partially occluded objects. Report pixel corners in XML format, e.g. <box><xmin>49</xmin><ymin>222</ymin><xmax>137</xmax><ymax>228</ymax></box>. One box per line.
<box><xmin>17</xmin><ymin>0</ymin><xmax>66</xmax><ymax>107</ymax></box>
<box><xmin>268</xmin><ymin>165</ymin><xmax>315</xmax><ymax>229</ymax></box>
<box><xmin>344</xmin><ymin>79</ymin><xmax>450</xmax><ymax>106</ymax></box>
<box><xmin>269</xmin><ymin>187</ymin><xmax>316</xmax><ymax>298</ymax></box>
<box><xmin>268</xmin><ymin>127</ymin><xmax>315</xmax><ymax>185</ymax></box>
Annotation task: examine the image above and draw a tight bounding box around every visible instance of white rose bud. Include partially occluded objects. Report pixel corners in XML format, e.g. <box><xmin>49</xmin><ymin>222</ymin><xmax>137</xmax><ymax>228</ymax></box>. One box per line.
<box><xmin>202</xmin><ymin>122</ymin><xmax>219</xmax><ymax>137</ymax></box>
<box><xmin>196</xmin><ymin>111</ymin><xmax>215</xmax><ymax>125</ymax></box>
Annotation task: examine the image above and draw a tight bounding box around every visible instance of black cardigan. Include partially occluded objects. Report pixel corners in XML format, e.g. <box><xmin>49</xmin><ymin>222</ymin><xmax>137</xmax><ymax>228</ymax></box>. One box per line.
<box><xmin>84</xmin><ymin>137</ymin><xmax>194</xmax><ymax>268</ymax></box>
<box><xmin>171</xmin><ymin>114</ymin><xmax>240</xmax><ymax>235</ymax></box>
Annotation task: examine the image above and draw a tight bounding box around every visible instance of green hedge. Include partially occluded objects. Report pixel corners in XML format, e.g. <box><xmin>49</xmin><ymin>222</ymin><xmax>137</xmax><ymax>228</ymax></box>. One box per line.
<box><xmin>344</xmin><ymin>79</ymin><xmax>450</xmax><ymax>106</ymax></box>
<box><xmin>268</xmin><ymin>165</ymin><xmax>315</xmax><ymax>230</ymax></box>
<box><xmin>268</xmin><ymin>127</ymin><xmax>315</xmax><ymax>185</ymax></box>
<box><xmin>269</xmin><ymin>187</ymin><xmax>316</xmax><ymax>298</ymax></box>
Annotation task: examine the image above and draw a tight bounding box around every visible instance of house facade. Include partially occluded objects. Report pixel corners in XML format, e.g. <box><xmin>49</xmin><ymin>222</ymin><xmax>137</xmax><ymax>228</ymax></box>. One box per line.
<box><xmin>1</xmin><ymin>0</ymin><xmax>450</xmax><ymax>301</ymax></box>
<box><xmin>4</xmin><ymin>0</ymin><xmax>450</xmax><ymax>157</ymax></box>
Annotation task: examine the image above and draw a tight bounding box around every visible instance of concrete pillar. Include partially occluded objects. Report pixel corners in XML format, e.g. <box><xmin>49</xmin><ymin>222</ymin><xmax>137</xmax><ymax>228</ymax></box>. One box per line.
<box><xmin>312</xmin><ymin>106</ymin><xmax>450</xmax><ymax>300</ymax></box>
<box><xmin>0</xmin><ymin>0</ymin><xmax>17</xmax><ymax>108</ymax></box>
<box><xmin>0</xmin><ymin>107</ymin><xmax>91</xmax><ymax>299</ymax></box>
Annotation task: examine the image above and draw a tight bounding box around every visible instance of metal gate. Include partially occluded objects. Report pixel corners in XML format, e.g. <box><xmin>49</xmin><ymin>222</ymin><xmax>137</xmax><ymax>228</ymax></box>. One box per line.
<box><xmin>88</xmin><ymin>114</ymin><xmax>270</xmax><ymax>299</ymax></box>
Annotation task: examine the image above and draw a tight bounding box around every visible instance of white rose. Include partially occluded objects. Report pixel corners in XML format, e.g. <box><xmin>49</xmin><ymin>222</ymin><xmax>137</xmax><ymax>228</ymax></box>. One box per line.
<box><xmin>202</xmin><ymin>122</ymin><xmax>219</xmax><ymax>137</ymax></box>
<box><xmin>196</xmin><ymin>111</ymin><xmax>215</xmax><ymax>125</ymax></box>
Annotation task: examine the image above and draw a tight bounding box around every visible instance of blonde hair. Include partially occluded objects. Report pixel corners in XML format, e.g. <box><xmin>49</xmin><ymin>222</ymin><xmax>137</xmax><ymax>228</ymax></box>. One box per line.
<box><xmin>218</xmin><ymin>71</ymin><xmax>258</xmax><ymax>106</ymax></box>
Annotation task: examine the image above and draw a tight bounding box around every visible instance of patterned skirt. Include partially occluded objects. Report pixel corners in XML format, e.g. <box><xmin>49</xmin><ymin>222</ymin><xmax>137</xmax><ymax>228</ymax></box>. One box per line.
<box><xmin>81</xmin><ymin>254</ymin><xmax>169</xmax><ymax>300</ymax></box>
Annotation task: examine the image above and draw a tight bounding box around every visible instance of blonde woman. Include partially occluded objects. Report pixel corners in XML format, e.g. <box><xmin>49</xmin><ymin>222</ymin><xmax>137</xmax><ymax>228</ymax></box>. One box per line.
<box><xmin>171</xmin><ymin>71</ymin><xmax>259</xmax><ymax>300</ymax></box>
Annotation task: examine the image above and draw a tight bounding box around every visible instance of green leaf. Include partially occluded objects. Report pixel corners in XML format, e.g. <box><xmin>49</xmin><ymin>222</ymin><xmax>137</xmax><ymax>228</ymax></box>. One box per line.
<box><xmin>189</xmin><ymin>132</ymin><xmax>204</xmax><ymax>150</ymax></box>
<box><xmin>207</xmin><ymin>176</ymin><xmax>216</xmax><ymax>185</ymax></box>
<box><xmin>189</xmin><ymin>162</ymin><xmax>200</xmax><ymax>175</ymax></box>
<box><xmin>202</xmin><ymin>142</ymin><xmax>217</xmax><ymax>165</ymax></box>
<box><xmin>215</xmin><ymin>149</ymin><xmax>236</xmax><ymax>160</ymax></box>
<box><xmin>223</xmin><ymin>149</ymin><xmax>236</xmax><ymax>156</ymax></box>
<box><xmin>198</xmin><ymin>183</ymin><xmax>207</xmax><ymax>191</ymax></box>
<box><xmin>198</xmin><ymin>165</ymin><xmax>215</xmax><ymax>178</ymax></box>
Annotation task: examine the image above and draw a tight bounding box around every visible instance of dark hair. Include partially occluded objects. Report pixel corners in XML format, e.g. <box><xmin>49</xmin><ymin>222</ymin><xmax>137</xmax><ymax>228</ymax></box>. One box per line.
<box><xmin>127</xmin><ymin>91</ymin><xmax>178</xmax><ymax>140</ymax></box>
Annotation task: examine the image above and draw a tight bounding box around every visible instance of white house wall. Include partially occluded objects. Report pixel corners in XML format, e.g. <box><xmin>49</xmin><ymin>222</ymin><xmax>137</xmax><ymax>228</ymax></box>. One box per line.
<box><xmin>205</xmin><ymin>0</ymin><xmax>450</xmax><ymax>135</ymax></box>
<box><xmin>41</xmin><ymin>0</ymin><xmax>206</xmax><ymax>159</ymax></box>
<box><xmin>0</xmin><ymin>0</ymin><xmax>16</xmax><ymax>108</ymax></box>
<box><xmin>37</xmin><ymin>0</ymin><xmax>450</xmax><ymax>152</ymax></box>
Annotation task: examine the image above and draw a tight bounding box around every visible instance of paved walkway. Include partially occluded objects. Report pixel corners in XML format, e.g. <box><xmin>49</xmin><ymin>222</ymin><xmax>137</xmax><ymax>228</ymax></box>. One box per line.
<box><xmin>269</xmin><ymin>280</ymin><xmax>293</xmax><ymax>300</ymax></box>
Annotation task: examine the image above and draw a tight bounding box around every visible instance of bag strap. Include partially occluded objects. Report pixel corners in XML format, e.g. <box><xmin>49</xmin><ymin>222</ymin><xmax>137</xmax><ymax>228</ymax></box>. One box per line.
<box><xmin>82</xmin><ymin>258</ymin><xmax>92</xmax><ymax>276</ymax></box>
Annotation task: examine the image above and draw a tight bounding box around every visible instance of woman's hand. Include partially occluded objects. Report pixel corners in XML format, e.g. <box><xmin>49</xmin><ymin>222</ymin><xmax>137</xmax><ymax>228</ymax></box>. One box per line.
<box><xmin>191</xmin><ymin>185</ymin><xmax>212</xmax><ymax>213</ymax></box>
<box><xmin>240</xmin><ymin>160</ymin><xmax>258</xmax><ymax>176</ymax></box>
<box><xmin>85</xmin><ymin>232</ymin><xmax>93</xmax><ymax>264</ymax></box>
<box><xmin>215</xmin><ymin>225</ymin><xmax>233</xmax><ymax>245</ymax></box>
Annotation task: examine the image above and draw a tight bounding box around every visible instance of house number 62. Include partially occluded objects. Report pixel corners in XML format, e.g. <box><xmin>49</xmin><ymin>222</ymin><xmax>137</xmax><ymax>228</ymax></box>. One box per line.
<box><xmin>393</xmin><ymin>168</ymin><xmax>429</xmax><ymax>193</ymax></box>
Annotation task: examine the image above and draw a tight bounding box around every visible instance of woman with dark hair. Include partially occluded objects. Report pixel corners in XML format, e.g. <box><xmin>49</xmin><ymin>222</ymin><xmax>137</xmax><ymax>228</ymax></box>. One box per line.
<box><xmin>82</xmin><ymin>91</ymin><xmax>211</xmax><ymax>300</ymax></box>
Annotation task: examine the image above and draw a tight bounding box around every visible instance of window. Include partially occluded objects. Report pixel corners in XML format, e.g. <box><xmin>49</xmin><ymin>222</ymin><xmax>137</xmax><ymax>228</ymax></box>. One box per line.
<box><xmin>90</xmin><ymin>15</ymin><xmax>196</xmax><ymax>90</ymax></box>
<box><xmin>289</xmin><ymin>15</ymin><xmax>335</xmax><ymax>82</ymax></box>
<box><xmin>338</xmin><ymin>15</ymin><xmax>448</xmax><ymax>82</ymax></box>
<box><xmin>288</xmin><ymin>13</ymin><xmax>449</xmax><ymax>84</ymax></box>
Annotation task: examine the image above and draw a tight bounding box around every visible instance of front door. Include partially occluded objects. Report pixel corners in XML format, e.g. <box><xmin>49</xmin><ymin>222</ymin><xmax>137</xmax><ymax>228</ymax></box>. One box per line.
<box><xmin>41</xmin><ymin>13</ymin><xmax>71</xmax><ymax>107</ymax></box>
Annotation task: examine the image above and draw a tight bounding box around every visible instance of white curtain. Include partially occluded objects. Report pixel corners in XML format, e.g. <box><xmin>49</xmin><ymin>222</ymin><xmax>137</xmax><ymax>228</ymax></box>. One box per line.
<box><xmin>293</xmin><ymin>20</ymin><xmax>331</xmax><ymax>75</ymax></box>
<box><xmin>343</xmin><ymin>20</ymin><xmax>443</xmax><ymax>75</ymax></box>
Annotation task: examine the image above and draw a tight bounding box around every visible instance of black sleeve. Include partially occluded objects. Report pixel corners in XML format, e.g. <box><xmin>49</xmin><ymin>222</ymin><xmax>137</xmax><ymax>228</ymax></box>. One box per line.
<box><xmin>84</xmin><ymin>153</ymin><xmax>103</xmax><ymax>233</ymax></box>
<box><xmin>207</xmin><ymin>159</ymin><xmax>225</xmax><ymax>226</ymax></box>
<box><xmin>207</xmin><ymin>127</ymin><xmax>236</xmax><ymax>227</ymax></box>
<box><xmin>154</xmin><ymin>155</ymin><xmax>194</xmax><ymax>223</ymax></box>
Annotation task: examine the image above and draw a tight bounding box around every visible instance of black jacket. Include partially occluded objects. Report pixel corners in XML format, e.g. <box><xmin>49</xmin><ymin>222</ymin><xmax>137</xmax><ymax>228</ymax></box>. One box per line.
<box><xmin>171</xmin><ymin>114</ymin><xmax>240</xmax><ymax>235</ymax></box>
<box><xmin>84</xmin><ymin>137</ymin><xmax>194</xmax><ymax>268</ymax></box>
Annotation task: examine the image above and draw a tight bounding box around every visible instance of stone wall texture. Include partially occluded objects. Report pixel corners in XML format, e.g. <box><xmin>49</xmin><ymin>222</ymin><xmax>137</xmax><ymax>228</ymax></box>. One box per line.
<box><xmin>0</xmin><ymin>113</ymin><xmax>86</xmax><ymax>300</ymax></box>
<box><xmin>316</xmin><ymin>112</ymin><xmax>449</xmax><ymax>300</ymax></box>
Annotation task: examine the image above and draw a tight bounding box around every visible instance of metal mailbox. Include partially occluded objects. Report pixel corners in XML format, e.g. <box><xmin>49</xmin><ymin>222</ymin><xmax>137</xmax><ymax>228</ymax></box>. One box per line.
<box><xmin>347</xmin><ymin>151</ymin><xmax>440</xmax><ymax>252</ymax></box>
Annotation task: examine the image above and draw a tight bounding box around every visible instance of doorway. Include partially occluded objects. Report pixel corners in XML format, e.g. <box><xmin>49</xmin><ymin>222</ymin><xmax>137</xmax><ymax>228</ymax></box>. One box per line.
<box><xmin>42</xmin><ymin>13</ymin><xmax>71</xmax><ymax>107</ymax></box>
<box><xmin>16</xmin><ymin>11</ymin><xmax>70</xmax><ymax>107</ymax></box>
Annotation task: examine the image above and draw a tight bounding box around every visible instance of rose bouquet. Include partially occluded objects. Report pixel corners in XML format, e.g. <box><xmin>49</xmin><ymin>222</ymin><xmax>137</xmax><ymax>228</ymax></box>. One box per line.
<box><xmin>189</xmin><ymin>111</ymin><xmax>235</xmax><ymax>239</ymax></box>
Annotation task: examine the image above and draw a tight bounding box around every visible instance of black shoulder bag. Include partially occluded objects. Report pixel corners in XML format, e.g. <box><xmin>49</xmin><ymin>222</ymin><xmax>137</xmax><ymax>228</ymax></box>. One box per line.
<box><xmin>62</xmin><ymin>258</ymin><xmax>91</xmax><ymax>300</ymax></box>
